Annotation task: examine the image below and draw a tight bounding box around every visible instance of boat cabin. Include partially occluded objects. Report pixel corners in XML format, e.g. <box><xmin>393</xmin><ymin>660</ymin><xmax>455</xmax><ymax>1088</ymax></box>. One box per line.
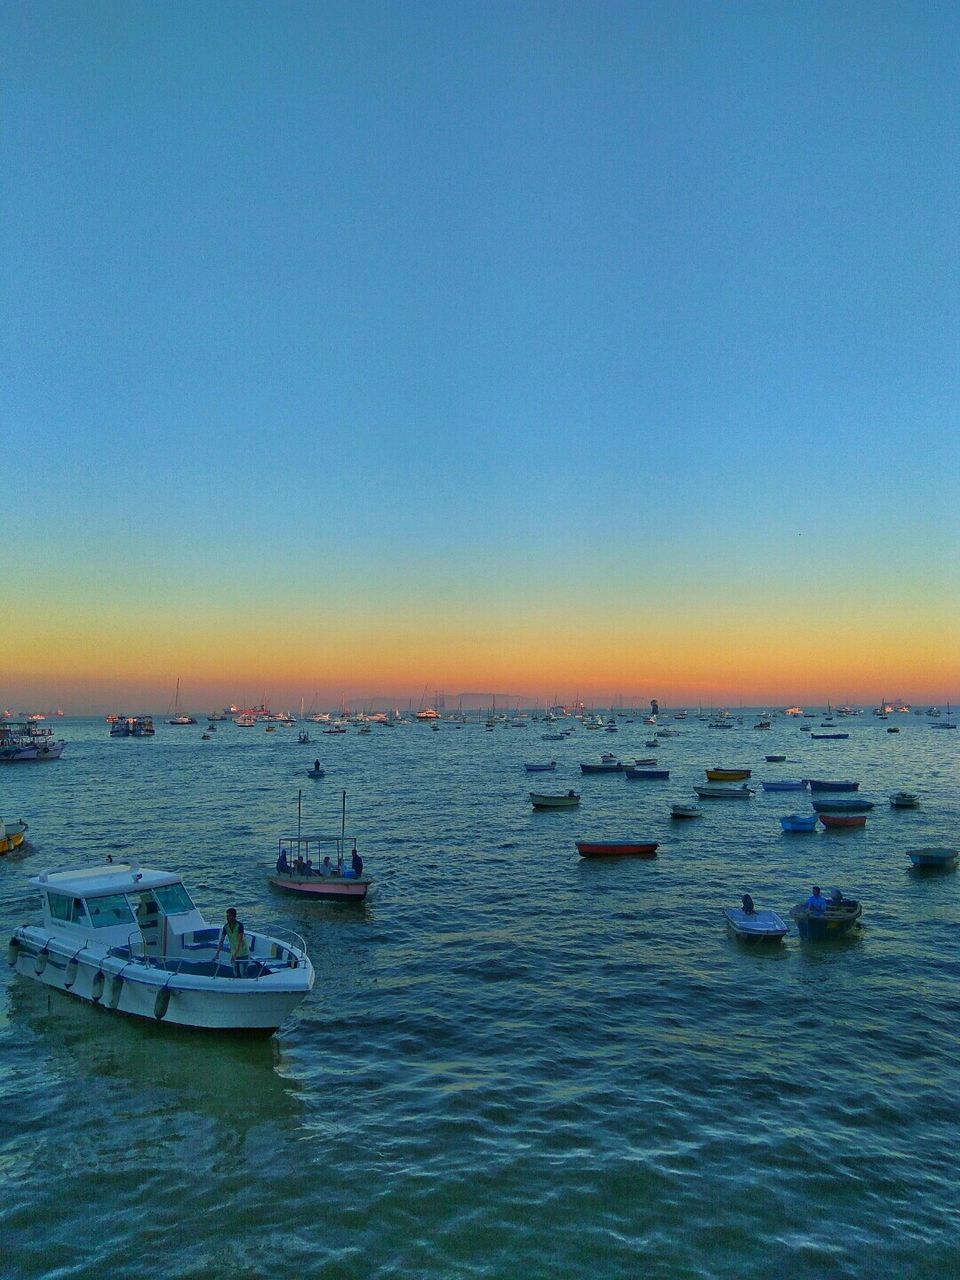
<box><xmin>31</xmin><ymin>863</ymin><xmax>207</xmax><ymax>958</ymax></box>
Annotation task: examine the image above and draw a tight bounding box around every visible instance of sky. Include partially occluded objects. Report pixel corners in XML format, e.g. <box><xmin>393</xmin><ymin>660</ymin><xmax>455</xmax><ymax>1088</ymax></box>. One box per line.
<box><xmin>3</xmin><ymin>0</ymin><xmax>959</xmax><ymax>713</ymax></box>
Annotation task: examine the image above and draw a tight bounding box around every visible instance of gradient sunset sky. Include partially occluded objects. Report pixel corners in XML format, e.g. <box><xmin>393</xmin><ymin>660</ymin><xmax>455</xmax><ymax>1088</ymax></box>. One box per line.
<box><xmin>4</xmin><ymin>1</ymin><xmax>958</xmax><ymax>713</ymax></box>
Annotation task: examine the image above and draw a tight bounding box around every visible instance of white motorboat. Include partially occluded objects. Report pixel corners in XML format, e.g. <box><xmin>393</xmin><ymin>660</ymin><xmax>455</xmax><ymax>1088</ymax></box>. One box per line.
<box><xmin>723</xmin><ymin>897</ymin><xmax>788</xmax><ymax>943</ymax></box>
<box><xmin>8</xmin><ymin>862</ymin><xmax>314</xmax><ymax>1034</ymax></box>
<box><xmin>694</xmin><ymin>783</ymin><xmax>755</xmax><ymax>799</ymax></box>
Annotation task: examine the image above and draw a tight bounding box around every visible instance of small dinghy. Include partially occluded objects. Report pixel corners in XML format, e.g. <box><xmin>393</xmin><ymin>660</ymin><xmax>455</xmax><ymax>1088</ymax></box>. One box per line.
<box><xmin>623</xmin><ymin>767</ymin><xmax>669</xmax><ymax>780</ymax></box>
<box><xmin>790</xmin><ymin>890</ymin><xmax>862</xmax><ymax>939</ymax></box>
<box><xmin>905</xmin><ymin>847</ymin><xmax>958</xmax><ymax>868</ymax></box>
<box><xmin>805</xmin><ymin>779</ymin><xmax>859</xmax><ymax>792</ymax></box>
<box><xmin>306</xmin><ymin>768</ymin><xmax>325</xmax><ymax>778</ymax></box>
<box><xmin>761</xmin><ymin>780</ymin><xmax>807</xmax><ymax>791</ymax></box>
<box><xmin>812</xmin><ymin>797</ymin><xmax>874</xmax><ymax>813</ymax></box>
<box><xmin>530</xmin><ymin>791</ymin><xmax>580</xmax><ymax>809</ymax></box>
<box><xmin>779</xmin><ymin>813</ymin><xmax>818</xmax><ymax>832</ymax></box>
<box><xmin>671</xmin><ymin>804</ymin><xmax>702</xmax><ymax>819</ymax></box>
<box><xmin>0</xmin><ymin>818</ymin><xmax>29</xmax><ymax>855</ymax></box>
<box><xmin>723</xmin><ymin>895</ymin><xmax>788</xmax><ymax>944</ymax></box>
<box><xmin>575</xmin><ymin>840</ymin><xmax>659</xmax><ymax>858</ymax></box>
<box><xmin>580</xmin><ymin>760</ymin><xmax>623</xmax><ymax>773</ymax></box>
<box><xmin>765</xmin><ymin>754</ymin><xmax>787</xmax><ymax>763</ymax></box>
<box><xmin>705</xmin><ymin>768</ymin><xmax>751</xmax><ymax>781</ymax></box>
<box><xmin>524</xmin><ymin>762</ymin><xmax>557</xmax><ymax>772</ymax></box>
<box><xmin>819</xmin><ymin>812</ymin><xmax>867</xmax><ymax>829</ymax></box>
<box><xmin>890</xmin><ymin>791</ymin><xmax>920</xmax><ymax>808</ymax></box>
<box><xmin>694</xmin><ymin>783</ymin><xmax>754</xmax><ymax>799</ymax></box>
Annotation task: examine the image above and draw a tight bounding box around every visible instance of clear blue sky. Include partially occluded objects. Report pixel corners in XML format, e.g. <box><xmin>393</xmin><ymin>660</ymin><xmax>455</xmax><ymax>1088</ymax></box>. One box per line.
<box><xmin>4</xmin><ymin>1</ymin><xmax>959</xmax><ymax>709</ymax></box>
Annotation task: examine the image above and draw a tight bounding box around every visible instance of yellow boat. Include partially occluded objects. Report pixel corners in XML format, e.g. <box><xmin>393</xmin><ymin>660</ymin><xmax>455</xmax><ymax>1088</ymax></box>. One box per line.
<box><xmin>705</xmin><ymin>768</ymin><xmax>752</xmax><ymax>782</ymax></box>
<box><xmin>0</xmin><ymin>818</ymin><xmax>28</xmax><ymax>854</ymax></box>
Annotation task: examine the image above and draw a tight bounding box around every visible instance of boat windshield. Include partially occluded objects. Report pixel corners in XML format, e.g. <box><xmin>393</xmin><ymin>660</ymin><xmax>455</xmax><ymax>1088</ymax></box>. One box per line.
<box><xmin>87</xmin><ymin>894</ymin><xmax>136</xmax><ymax>928</ymax></box>
<box><xmin>47</xmin><ymin>894</ymin><xmax>89</xmax><ymax>925</ymax></box>
<box><xmin>151</xmin><ymin>883</ymin><xmax>195</xmax><ymax>915</ymax></box>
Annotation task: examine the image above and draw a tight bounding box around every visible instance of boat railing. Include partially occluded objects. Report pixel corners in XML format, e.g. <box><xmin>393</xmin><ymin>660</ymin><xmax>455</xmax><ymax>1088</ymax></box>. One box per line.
<box><xmin>119</xmin><ymin>924</ymin><xmax>307</xmax><ymax>978</ymax></box>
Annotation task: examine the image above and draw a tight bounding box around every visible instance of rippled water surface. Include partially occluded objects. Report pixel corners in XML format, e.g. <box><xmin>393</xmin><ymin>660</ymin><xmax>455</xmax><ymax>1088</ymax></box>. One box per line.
<box><xmin>1</xmin><ymin>713</ymin><xmax>958</xmax><ymax>1278</ymax></box>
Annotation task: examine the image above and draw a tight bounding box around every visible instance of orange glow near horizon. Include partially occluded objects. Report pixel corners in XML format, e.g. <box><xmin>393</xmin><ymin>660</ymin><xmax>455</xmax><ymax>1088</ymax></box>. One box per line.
<box><xmin>6</xmin><ymin>589</ymin><xmax>958</xmax><ymax>712</ymax></box>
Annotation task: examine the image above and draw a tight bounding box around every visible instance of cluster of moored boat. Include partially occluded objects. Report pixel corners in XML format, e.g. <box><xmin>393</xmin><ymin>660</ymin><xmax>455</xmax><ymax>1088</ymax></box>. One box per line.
<box><xmin>524</xmin><ymin>751</ymin><xmax>956</xmax><ymax>943</ymax></box>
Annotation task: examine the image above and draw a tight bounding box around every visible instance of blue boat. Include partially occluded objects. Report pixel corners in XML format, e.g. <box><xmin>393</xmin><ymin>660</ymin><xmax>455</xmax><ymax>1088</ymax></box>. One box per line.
<box><xmin>811</xmin><ymin>797</ymin><xmax>874</xmax><ymax>813</ymax></box>
<box><xmin>524</xmin><ymin>762</ymin><xmax>557</xmax><ymax>772</ymax></box>
<box><xmin>805</xmin><ymin>779</ymin><xmax>860</xmax><ymax>792</ymax></box>
<box><xmin>906</xmin><ymin>847</ymin><xmax>958</xmax><ymax>868</ymax></box>
<box><xmin>761</xmin><ymin>780</ymin><xmax>807</xmax><ymax>791</ymax></box>
<box><xmin>810</xmin><ymin>732</ymin><xmax>850</xmax><ymax>740</ymax></box>
<box><xmin>624</xmin><ymin>767</ymin><xmax>669</xmax><ymax>780</ymax></box>
<box><xmin>779</xmin><ymin>813</ymin><xmax>818</xmax><ymax>832</ymax></box>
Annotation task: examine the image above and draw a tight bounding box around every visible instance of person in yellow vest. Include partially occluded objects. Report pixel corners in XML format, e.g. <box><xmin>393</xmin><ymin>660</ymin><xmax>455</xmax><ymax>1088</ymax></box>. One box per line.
<box><xmin>213</xmin><ymin>907</ymin><xmax>250</xmax><ymax>977</ymax></box>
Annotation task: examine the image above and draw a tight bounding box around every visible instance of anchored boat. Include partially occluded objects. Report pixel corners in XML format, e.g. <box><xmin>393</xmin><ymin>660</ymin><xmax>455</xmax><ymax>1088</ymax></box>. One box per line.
<box><xmin>575</xmin><ymin>841</ymin><xmax>659</xmax><ymax>858</ymax></box>
<box><xmin>723</xmin><ymin>896</ymin><xmax>788</xmax><ymax>943</ymax></box>
<box><xmin>269</xmin><ymin>790</ymin><xmax>371</xmax><ymax>901</ymax></box>
<box><xmin>530</xmin><ymin>791</ymin><xmax>580</xmax><ymax>809</ymax></box>
<box><xmin>790</xmin><ymin>891</ymin><xmax>862</xmax><ymax>939</ymax></box>
<box><xmin>905</xmin><ymin>847</ymin><xmax>958</xmax><ymax>868</ymax></box>
<box><xmin>8</xmin><ymin>862</ymin><xmax>314</xmax><ymax>1033</ymax></box>
<box><xmin>0</xmin><ymin>817</ymin><xmax>28</xmax><ymax>854</ymax></box>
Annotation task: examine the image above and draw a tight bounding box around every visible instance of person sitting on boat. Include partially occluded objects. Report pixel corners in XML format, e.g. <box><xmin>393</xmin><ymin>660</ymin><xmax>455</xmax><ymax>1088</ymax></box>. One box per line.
<box><xmin>313</xmin><ymin>759</ymin><xmax>321</xmax><ymax>773</ymax></box>
<box><xmin>277</xmin><ymin>848</ymin><xmax>290</xmax><ymax>875</ymax></box>
<box><xmin>294</xmin><ymin>853</ymin><xmax>306</xmax><ymax>875</ymax></box>
<box><xmin>741</xmin><ymin>894</ymin><xmax>756</xmax><ymax>916</ymax></box>
<box><xmin>213</xmin><ymin>907</ymin><xmax>250</xmax><ymax>977</ymax></box>
<box><xmin>806</xmin><ymin>886</ymin><xmax>829</xmax><ymax>914</ymax></box>
<box><xmin>320</xmin><ymin>855</ymin><xmax>333</xmax><ymax>875</ymax></box>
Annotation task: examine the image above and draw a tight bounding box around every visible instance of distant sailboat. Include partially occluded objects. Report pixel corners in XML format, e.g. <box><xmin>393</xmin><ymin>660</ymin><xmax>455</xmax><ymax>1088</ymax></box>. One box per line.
<box><xmin>167</xmin><ymin>679</ymin><xmax>197</xmax><ymax>725</ymax></box>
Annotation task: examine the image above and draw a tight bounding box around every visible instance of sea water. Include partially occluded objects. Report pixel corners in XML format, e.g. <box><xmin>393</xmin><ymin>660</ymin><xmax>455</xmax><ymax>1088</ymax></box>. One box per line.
<box><xmin>0</xmin><ymin>713</ymin><xmax>958</xmax><ymax>1278</ymax></box>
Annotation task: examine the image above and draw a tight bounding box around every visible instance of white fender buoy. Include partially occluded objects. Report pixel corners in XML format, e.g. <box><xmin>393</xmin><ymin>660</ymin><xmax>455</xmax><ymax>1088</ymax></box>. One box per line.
<box><xmin>64</xmin><ymin>958</ymin><xmax>79</xmax><ymax>989</ymax></box>
<box><xmin>107</xmin><ymin>974</ymin><xmax>124</xmax><ymax>1009</ymax></box>
<box><xmin>91</xmin><ymin>969</ymin><xmax>106</xmax><ymax>1003</ymax></box>
<box><xmin>35</xmin><ymin>948</ymin><xmax>49</xmax><ymax>975</ymax></box>
<box><xmin>154</xmin><ymin>986</ymin><xmax>171</xmax><ymax>1022</ymax></box>
<box><xmin>7</xmin><ymin>937</ymin><xmax>20</xmax><ymax>967</ymax></box>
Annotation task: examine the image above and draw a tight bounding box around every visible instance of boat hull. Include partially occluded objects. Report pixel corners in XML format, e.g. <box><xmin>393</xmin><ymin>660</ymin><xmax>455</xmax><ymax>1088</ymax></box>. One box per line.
<box><xmin>8</xmin><ymin>929</ymin><xmax>314</xmax><ymax>1033</ymax></box>
<box><xmin>805</xmin><ymin>780</ymin><xmax>860</xmax><ymax>791</ymax></box>
<box><xmin>623</xmin><ymin>768</ymin><xmax>669</xmax><ymax>780</ymax></box>
<box><xmin>779</xmin><ymin>814</ymin><xmax>818</xmax><ymax>832</ymax></box>
<box><xmin>268</xmin><ymin>873</ymin><xmax>370</xmax><ymax>900</ymax></box>
<box><xmin>694</xmin><ymin>785</ymin><xmax>754</xmax><ymax>799</ymax></box>
<box><xmin>790</xmin><ymin>901</ymin><xmax>862</xmax><ymax>939</ymax></box>
<box><xmin>705</xmin><ymin>769</ymin><xmax>751</xmax><ymax>781</ymax></box>
<box><xmin>0</xmin><ymin>821</ymin><xmax>28</xmax><ymax>854</ymax></box>
<box><xmin>906</xmin><ymin>848</ymin><xmax>958</xmax><ymax>868</ymax></box>
<box><xmin>723</xmin><ymin>908</ymin><xmax>788</xmax><ymax>943</ymax></box>
<box><xmin>530</xmin><ymin>793</ymin><xmax>580</xmax><ymax>808</ymax></box>
<box><xmin>819</xmin><ymin>813</ymin><xmax>867</xmax><ymax>828</ymax></box>
<box><xmin>576</xmin><ymin>841</ymin><xmax>659</xmax><ymax>858</ymax></box>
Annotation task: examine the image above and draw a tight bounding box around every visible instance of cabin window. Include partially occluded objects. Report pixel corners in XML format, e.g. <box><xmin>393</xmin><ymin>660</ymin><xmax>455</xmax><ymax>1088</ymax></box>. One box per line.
<box><xmin>87</xmin><ymin>894</ymin><xmax>135</xmax><ymax>928</ymax></box>
<box><xmin>152</xmin><ymin>883</ymin><xmax>194</xmax><ymax>915</ymax></box>
<box><xmin>47</xmin><ymin>894</ymin><xmax>87</xmax><ymax>924</ymax></box>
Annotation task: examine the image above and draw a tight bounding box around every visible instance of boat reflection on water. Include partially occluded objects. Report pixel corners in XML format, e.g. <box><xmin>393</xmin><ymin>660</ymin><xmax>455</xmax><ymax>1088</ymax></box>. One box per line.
<box><xmin>7</xmin><ymin>979</ymin><xmax>304</xmax><ymax>1128</ymax></box>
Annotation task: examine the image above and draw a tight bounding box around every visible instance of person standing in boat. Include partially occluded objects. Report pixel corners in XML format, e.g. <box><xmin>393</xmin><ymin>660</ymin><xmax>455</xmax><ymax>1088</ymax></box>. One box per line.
<box><xmin>351</xmin><ymin>849</ymin><xmax>363</xmax><ymax>877</ymax></box>
<box><xmin>276</xmin><ymin>848</ymin><xmax>290</xmax><ymax>875</ymax></box>
<box><xmin>806</xmin><ymin>886</ymin><xmax>829</xmax><ymax>914</ymax></box>
<box><xmin>214</xmin><ymin>907</ymin><xmax>250</xmax><ymax>977</ymax></box>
